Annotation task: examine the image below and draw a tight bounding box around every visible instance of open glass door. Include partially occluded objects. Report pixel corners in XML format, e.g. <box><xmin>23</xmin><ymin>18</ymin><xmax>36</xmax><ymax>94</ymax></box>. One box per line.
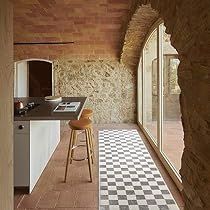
<box><xmin>137</xmin><ymin>20</ymin><xmax>184</xmax><ymax>190</ymax></box>
<box><xmin>143</xmin><ymin>29</ymin><xmax>158</xmax><ymax>143</ymax></box>
<box><xmin>161</xmin><ymin>25</ymin><xmax>184</xmax><ymax>173</ymax></box>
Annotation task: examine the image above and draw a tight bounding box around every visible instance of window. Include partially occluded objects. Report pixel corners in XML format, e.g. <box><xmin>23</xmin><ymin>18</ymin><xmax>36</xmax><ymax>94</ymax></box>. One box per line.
<box><xmin>137</xmin><ymin>21</ymin><xmax>184</xmax><ymax>189</ymax></box>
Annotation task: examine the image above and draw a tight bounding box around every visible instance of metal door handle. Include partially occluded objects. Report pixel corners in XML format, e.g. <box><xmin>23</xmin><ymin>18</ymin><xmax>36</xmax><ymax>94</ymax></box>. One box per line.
<box><xmin>18</xmin><ymin>125</ymin><xmax>24</xmax><ymax>129</ymax></box>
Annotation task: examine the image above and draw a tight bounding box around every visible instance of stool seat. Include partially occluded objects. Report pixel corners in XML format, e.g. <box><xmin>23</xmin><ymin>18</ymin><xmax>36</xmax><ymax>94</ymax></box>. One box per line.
<box><xmin>69</xmin><ymin>118</ymin><xmax>92</xmax><ymax>130</ymax></box>
<box><xmin>81</xmin><ymin>108</ymin><xmax>93</xmax><ymax>119</ymax></box>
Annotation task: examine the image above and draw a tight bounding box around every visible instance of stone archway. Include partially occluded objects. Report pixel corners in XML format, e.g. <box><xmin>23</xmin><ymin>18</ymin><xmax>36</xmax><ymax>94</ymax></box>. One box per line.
<box><xmin>121</xmin><ymin>1</ymin><xmax>210</xmax><ymax>210</ymax></box>
<box><xmin>121</xmin><ymin>4</ymin><xmax>159</xmax><ymax>70</ymax></box>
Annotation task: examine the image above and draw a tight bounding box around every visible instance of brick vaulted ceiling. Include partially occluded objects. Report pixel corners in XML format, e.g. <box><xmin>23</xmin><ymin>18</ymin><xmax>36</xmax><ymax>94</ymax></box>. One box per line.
<box><xmin>14</xmin><ymin>0</ymin><xmax>137</xmax><ymax>60</ymax></box>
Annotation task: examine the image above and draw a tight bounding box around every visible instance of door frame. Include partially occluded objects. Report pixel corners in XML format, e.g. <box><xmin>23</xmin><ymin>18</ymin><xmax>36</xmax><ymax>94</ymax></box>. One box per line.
<box><xmin>137</xmin><ymin>19</ymin><xmax>183</xmax><ymax>191</ymax></box>
<box><xmin>15</xmin><ymin>59</ymin><xmax>54</xmax><ymax>96</ymax></box>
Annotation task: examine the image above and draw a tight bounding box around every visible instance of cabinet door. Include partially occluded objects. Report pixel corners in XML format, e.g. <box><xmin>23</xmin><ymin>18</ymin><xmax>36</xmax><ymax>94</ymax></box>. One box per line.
<box><xmin>14</xmin><ymin>133</ymin><xmax>30</xmax><ymax>187</ymax></box>
<box><xmin>30</xmin><ymin>120</ymin><xmax>60</xmax><ymax>192</ymax></box>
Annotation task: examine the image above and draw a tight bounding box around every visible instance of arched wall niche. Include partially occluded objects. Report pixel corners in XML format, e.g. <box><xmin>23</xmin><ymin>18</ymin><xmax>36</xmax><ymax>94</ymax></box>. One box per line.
<box><xmin>14</xmin><ymin>58</ymin><xmax>54</xmax><ymax>97</ymax></box>
<box><xmin>121</xmin><ymin>1</ymin><xmax>210</xmax><ymax>210</ymax></box>
<box><xmin>15</xmin><ymin>58</ymin><xmax>52</xmax><ymax>64</ymax></box>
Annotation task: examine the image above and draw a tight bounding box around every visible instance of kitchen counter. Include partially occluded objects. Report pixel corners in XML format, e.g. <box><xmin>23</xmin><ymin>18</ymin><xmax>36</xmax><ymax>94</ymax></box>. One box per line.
<box><xmin>14</xmin><ymin>97</ymin><xmax>87</xmax><ymax>121</ymax></box>
<box><xmin>14</xmin><ymin>96</ymin><xmax>87</xmax><ymax>193</ymax></box>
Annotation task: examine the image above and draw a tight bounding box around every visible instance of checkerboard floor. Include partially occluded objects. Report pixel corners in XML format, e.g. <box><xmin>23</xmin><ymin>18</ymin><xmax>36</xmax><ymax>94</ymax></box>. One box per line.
<box><xmin>99</xmin><ymin>129</ymin><xmax>179</xmax><ymax>210</ymax></box>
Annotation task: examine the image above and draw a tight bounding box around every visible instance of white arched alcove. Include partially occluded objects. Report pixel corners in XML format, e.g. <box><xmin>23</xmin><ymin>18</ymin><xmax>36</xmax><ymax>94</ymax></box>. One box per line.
<box><xmin>14</xmin><ymin>58</ymin><xmax>54</xmax><ymax>97</ymax></box>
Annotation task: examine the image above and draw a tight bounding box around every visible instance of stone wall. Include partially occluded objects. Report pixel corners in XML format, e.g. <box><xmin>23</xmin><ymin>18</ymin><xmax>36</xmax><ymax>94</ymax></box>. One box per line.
<box><xmin>53</xmin><ymin>59</ymin><xmax>136</xmax><ymax>123</ymax></box>
<box><xmin>121</xmin><ymin>4</ymin><xmax>158</xmax><ymax>70</ymax></box>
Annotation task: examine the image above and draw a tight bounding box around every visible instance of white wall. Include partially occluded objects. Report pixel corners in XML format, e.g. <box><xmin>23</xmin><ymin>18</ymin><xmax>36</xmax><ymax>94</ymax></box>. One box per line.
<box><xmin>14</xmin><ymin>61</ymin><xmax>29</xmax><ymax>97</ymax></box>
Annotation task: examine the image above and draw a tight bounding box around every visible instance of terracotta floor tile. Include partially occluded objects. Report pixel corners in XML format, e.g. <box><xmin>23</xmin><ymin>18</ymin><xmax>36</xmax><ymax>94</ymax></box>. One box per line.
<box><xmin>58</xmin><ymin>179</ymin><xmax>98</xmax><ymax>192</ymax></box>
<box><xmin>14</xmin><ymin>190</ymin><xmax>25</xmax><ymax>208</ymax></box>
<box><xmin>56</xmin><ymin>191</ymin><xmax>77</xmax><ymax>207</ymax></box>
<box><xmin>36</xmin><ymin>191</ymin><xmax>60</xmax><ymax>208</ymax></box>
<box><xmin>35</xmin><ymin>171</ymin><xmax>55</xmax><ymax>192</ymax></box>
<box><xmin>17</xmin><ymin>192</ymin><xmax>42</xmax><ymax>208</ymax></box>
<box><xmin>25</xmin><ymin>208</ymin><xmax>98</xmax><ymax>210</ymax></box>
<box><xmin>53</xmin><ymin>182</ymin><xmax>74</xmax><ymax>192</ymax></box>
<box><xmin>74</xmin><ymin>191</ymin><xmax>98</xmax><ymax>208</ymax></box>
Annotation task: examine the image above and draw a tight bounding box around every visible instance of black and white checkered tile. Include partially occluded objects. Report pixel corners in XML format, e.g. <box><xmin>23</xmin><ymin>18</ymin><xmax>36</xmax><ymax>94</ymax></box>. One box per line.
<box><xmin>99</xmin><ymin>129</ymin><xmax>179</xmax><ymax>210</ymax></box>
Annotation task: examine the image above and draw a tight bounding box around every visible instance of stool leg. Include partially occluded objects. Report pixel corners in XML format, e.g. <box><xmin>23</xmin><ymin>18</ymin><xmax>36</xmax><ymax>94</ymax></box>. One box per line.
<box><xmin>70</xmin><ymin>130</ymin><xmax>77</xmax><ymax>164</ymax></box>
<box><xmin>64</xmin><ymin>129</ymin><xmax>75</xmax><ymax>182</ymax></box>
<box><xmin>90</xmin><ymin>127</ymin><xmax>95</xmax><ymax>162</ymax></box>
<box><xmin>87</xmin><ymin>128</ymin><xmax>95</xmax><ymax>164</ymax></box>
<box><xmin>85</xmin><ymin>129</ymin><xmax>93</xmax><ymax>182</ymax></box>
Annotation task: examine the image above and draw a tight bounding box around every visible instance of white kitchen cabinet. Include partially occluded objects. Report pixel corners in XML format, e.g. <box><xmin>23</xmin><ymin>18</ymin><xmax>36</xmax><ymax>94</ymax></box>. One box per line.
<box><xmin>14</xmin><ymin>120</ymin><xmax>60</xmax><ymax>193</ymax></box>
<box><xmin>14</xmin><ymin>121</ymin><xmax>30</xmax><ymax>187</ymax></box>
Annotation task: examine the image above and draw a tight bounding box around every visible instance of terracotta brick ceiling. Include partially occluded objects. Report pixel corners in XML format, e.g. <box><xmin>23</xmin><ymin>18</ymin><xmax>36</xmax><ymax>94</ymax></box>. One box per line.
<box><xmin>14</xmin><ymin>0</ymin><xmax>134</xmax><ymax>60</ymax></box>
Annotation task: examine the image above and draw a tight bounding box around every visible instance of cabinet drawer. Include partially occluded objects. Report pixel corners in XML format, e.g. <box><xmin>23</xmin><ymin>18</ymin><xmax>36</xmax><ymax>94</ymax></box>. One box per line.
<box><xmin>14</xmin><ymin>121</ymin><xmax>30</xmax><ymax>134</ymax></box>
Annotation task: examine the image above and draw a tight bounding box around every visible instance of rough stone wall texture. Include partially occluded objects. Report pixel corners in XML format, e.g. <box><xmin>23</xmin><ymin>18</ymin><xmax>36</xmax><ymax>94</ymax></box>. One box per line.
<box><xmin>135</xmin><ymin>1</ymin><xmax>210</xmax><ymax>210</ymax></box>
<box><xmin>121</xmin><ymin>4</ymin><xmax>159</xmax><ymax>70</ymax></box>
<box><xmin>53</xmin><ymin>59</ymin><xmax>136</xmax><ymax>124</ymax></box>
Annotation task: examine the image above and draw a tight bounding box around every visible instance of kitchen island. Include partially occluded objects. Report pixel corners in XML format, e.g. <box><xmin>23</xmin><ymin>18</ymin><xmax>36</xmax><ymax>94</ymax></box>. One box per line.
<box><xmin>14</xmin><ymin>97</ymin><xmax>86</xmax><ymax>193</ymax></box>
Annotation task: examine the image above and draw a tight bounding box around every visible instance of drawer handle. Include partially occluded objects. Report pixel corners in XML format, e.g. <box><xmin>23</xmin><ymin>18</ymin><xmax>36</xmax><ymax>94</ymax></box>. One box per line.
<box><xmin>18</xmin><ymin>125</ymin><xmax>24</xmax><ymax>130</ymax></box>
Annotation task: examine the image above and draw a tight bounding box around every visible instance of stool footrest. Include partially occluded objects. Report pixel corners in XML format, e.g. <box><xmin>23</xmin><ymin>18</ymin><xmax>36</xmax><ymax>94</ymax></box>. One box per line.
<box><xmin>72</xmin><ymin>144</ymin><xmax>86</xmax><ymax>150</ymax></box>
<box><xmin>79</xmin><ymin>139</ymin><xmax>86</xmax><ymax>142</ymax></box>
<box><xmin>70</xmin><ymin>149</ymin><xmax>94</xmax><ymax>162</ymax></box>
<box><xmin>71</xmin><ymin>157</ymin><xmax>87</xmax><ymax>161</ymax></box>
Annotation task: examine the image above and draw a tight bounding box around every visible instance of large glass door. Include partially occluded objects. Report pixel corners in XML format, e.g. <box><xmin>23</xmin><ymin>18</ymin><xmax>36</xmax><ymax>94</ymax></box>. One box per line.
<box><xmin>161</xmin><ymin>25</ymin><xmax>184</xmax><ymax>173</ymax></box>
<box><xmin>143</xmin><ymin>29</ymin><xmax>158</xmax><ymax>143</ymax></box>
<box><xmin>137</xmin><ymin>20</ymin><xmax>184</xmax><ymax>189</ymax></box>
<box><xmin>137</xmin><ymin>57</ymin><xmax>143</xmax><ymax>124</ymax></box>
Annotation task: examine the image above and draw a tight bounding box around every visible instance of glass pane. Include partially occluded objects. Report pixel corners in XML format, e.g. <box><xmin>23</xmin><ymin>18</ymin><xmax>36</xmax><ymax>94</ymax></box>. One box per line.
<box><xmin>162</xmin><ymin>24</ymin><xmax>184</xmax><ymax>173</ymax></box>
<box><xmin>143</xmin><ymin>29</ymin><xmax>158</xmax><ymax>142</ymax></box>
<box><xmin>137</xmin><ymin>57</ymin><xmax>143</xmax><ymax>123</ymax></box>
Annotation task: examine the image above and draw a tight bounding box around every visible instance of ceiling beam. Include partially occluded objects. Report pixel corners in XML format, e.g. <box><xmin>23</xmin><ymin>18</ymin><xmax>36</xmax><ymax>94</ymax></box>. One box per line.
<box><xmin>14</xmin><ymin>41</ymin><xmax>74</xmax><ymax>45</ymax></box>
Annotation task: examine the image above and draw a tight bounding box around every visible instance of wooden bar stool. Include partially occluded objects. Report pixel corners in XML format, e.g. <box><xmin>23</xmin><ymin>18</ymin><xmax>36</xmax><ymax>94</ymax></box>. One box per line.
<box><xmin>80</xmin><ymin>108</ymin><xmax>93</xmax><ymax>119</ymax></box>
<box><xmin>64</xmin><ymin>118</ymin><xmax>94</xmax><ymax>182</ymax></box>
<box><xmin>80</xmin><ymin>108</ymin><xmax>95</xmax><ymax>160</ymax></box>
